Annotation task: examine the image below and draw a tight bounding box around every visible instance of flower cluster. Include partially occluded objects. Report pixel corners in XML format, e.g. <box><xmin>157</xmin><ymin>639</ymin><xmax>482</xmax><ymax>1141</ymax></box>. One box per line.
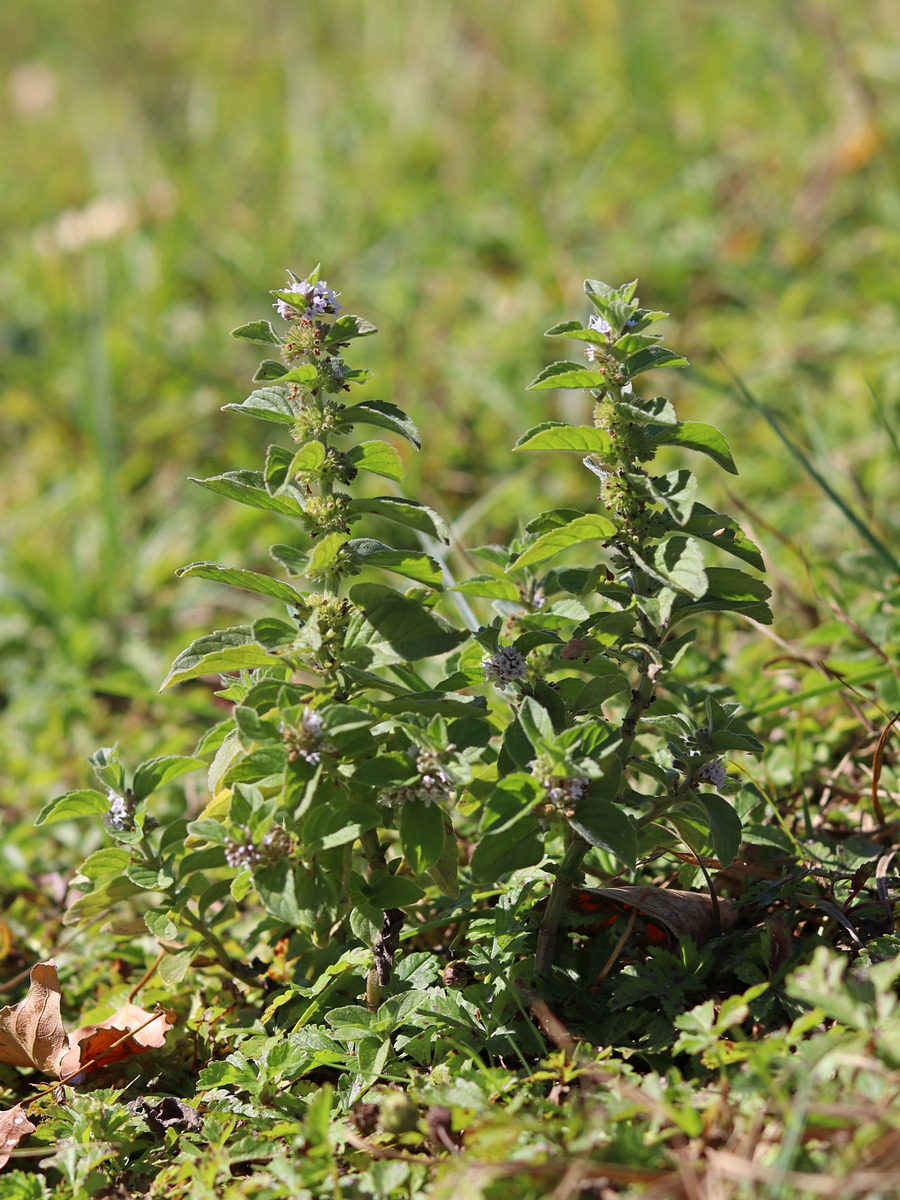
<box><xmin>698</xmin><ymin>757</ymin><xmax>727</xmax><ymax>789</ymax></box>
<box><xmin>224</xmin><ymin>826</ymin><xmax>293</xmax><ymax>870</ymax></box>
<box><xmin>481</xmin><ymin>642</ymin><xmax>528</xmax><ymax>687</ymax></box>
<box><xmin>274</xmin><ymin>277</ymin><xmax>342</xmax><ymax>321</ymax></box>
<box><xmin>281</xmin><ymin>706</ymin><xmax>326</xmax><ymax>765</ymax></box>
<box><xmin>105</xmin><ymin>787</ymin><xmax>135</xmax><ymax>831</ymax></box>
<box><xmin>378</xmin><ymin>746</ymin><xmax>453</xmax><ymax>810</ymax></box>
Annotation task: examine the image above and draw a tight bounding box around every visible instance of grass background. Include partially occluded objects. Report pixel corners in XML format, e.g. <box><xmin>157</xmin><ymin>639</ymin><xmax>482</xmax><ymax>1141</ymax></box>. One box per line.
<box><xmin>2</xmin><ymin>0</ymin><xmax>900</xmax><ymax>818</ymax></box>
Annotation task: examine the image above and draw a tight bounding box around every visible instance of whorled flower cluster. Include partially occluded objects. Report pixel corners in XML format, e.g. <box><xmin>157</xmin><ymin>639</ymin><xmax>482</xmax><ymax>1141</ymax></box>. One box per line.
<box><xmin>378</xmin><ymin>746</ymin><xmax>454</xmax><ymax>810</ymax></box>
<box><xmin>697</xmin><ymin>757</ymin><xmax>727</xmax><ymax>790</ymax></box>
<box><xmin>281</xmin><ymin>706</ymin><xmax>327</xmax><ymax>765</ymax></box>
<box><xmin>105</xmin><ymin>787</ymin><xmax>135</xmax><ymax>831</ymax></box>
<box><xmin>274</xmin><ymin>278</ymin><xmax>342</xmax><ymax>321</ymax></box>
<box><xmin>481</xmin><ymin>643</ymin><xmax>528</xmax><ymax>687</ymax></box>
<box><xmin>224</xmin><ymin>825</ymin><xmax>293</xmax><ymax>871</ymax></box>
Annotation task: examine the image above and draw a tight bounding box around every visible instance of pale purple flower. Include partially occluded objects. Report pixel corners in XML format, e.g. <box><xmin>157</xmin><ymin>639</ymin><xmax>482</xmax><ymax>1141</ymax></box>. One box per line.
<box><xmin>588</xmin><ymin>313</ymin><xmax>613</xmax><ymax>338</ymax></box>
<box><xmin>105</xmin><ymin>788</ymin><xmax>130</xmax><ymax>831</ymax></box>
<box><xmin>482</xmin><ymin>643</ymin><xmax>528</xmax><ymax>686</ymax></box>
<box><xmin>274</xmin><ymin>278</ymin><xmax>342</xmax><ymax>321</ymax></box>
<box><xmin>698</xmin><ymin>758</ymin><xmax>727</xmax><ymax>789</ymax></box>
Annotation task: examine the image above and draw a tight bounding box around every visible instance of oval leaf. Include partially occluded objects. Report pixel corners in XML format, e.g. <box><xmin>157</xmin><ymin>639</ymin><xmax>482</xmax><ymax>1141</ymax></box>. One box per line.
<box><xmin>514</xmin><ymin>422</ymin><xmax>612</xmax><ymax>455</ymax></box>
<box><xmin>509</xmin><ymin>513</ymin><xmax>617</xmax><ymax>571</ymax></box>
<box><xmin>527</xmin><ymin>361</ymin><xmax>609</xmax><ymax>390</ymax></box>
<box><xmin>161</xmin><ymin>626</ymin><xmax>277</xmax><ymax>691</ymax></box>
<box><xmin>35</xmin><ymin>790</ymin><xmax>110</xmax><ymax>826</ymax></box>
<box><xmin>346</xmin><ymin>440</ymin><xmax>406</xmax><ymax>482</ymax></box>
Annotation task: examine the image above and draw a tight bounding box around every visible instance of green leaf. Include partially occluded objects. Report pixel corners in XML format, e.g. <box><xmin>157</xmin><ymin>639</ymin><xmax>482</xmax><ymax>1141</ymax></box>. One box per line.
<box><xmin>344</xmin><ymin>539</ymin><xmax>442</xmax><ymax>589</ymax></box>
<box><xmin>348</xmin><ymin>496</ymin><xmax>449</xmax><ymax>544</ymax></box>
<box><xmin>284</xmin><ymin>441</ymin><xmax>326</xmax><ymax>479</ymax></box>
<box><xmin>252</xmin><ymin>359</ymin><xmax>289</xmax><ymax>381</ymax></box>
<box><xmin>675</xmin><ymin>504</ymin><xmax>765</xmax><ymax>572</ymax></box>
<box><xmin>222</xmin><ymin>386</ymin><xmax>295</xmax><ymax>425</ymax></box>
<box><xmin>132</xmin><ymin>756</ymin><xmax>206</xmax><ymax>803</ymax></box>
<box><xmin>568</xmin><ymin>669</ymin><xmax>630</xmax><ymax>714</ymax></box>
<box><xmin>518</xmin><ymin>697</ymin><xmax>554</xmax><ymax>749</ymax></box>
<box><xmin>400</xmin><ymin>802</ymin><xmax>446</xmax><ymax>874</ymax></box>
<box><xmin>230</xmin><ymin>320</ymin><xmax>281</xmax><ymax>345</ymax></box>
<box><xmin>307</xmin><ymin>531</ymin><xmax>347</xmax><ymax>576</ymax></box>
<box><xmin>514</xmin><ymin>422</ymin><xmax>612</xmax><ymax>454</ymax></box>
<box><xmin>79</xmin><ymin>847</ymin><xmax>131</xmax><ymax>881</ymax></box>
<box><xmin>323</xmin><ymin>312</ymin><xmax>378</xmax><ymax>346</ymax></box>
<box><xmin>270</xmin><ymin>544</ymin><xmax>310</xmax><ymax>577</ymax></box>
<box><xmin>35</xmin><ymin>789</ymin><xmax>110</xmax><ymax>826</ymax></box>
<box><xmin>161</xmin><ymin>626</ymin><xmax>276</xmax><ymax>690</ymax></box>
<box><xmin>633</xmin><ymin>469</ymin><xmax>697</xmax><ymax>525</ymax></box>
<box><xmin>527</xmin><ymin>361</ymin><xmax>608</xmax><ymax>390</ymax></box>
<box><xmin>451</xmin><ymin>574</ymin><xmax>521</xmax><ymax>601</ymax></box>
<box><xmin>617</xmin><ymin>395</ymin><xmax>678</xmax><ymax>426</ymax></box>
<box><xmin>126</xmin><ymin>862</ymin><xmax>173</xmax><ymax>889</ymax></box>
<box><xmin>346</xmin><ymin>583</ymin><xmax>466</xmax><ymax>663</ymax></box>
<box><xmin>649</xmin><ymin>421</ymin><xmax>738</xmax><ymax>475</ymax></box>
<box><xmin>367</xmin><ymin>874</ymin><xmax>426</xmax><ymax>909</ymax></box>
<box><xmin>633</xmin><ymin>536</ymin><xmax>708</xmax><ymax>599</ymax></box>
<box><xmin>508</xmin><ymin>513</ymin><xmax>617</xmax><ymax>570</ymax></box>
<box><xmin>568</xmin><ymin>797</ymin><xmax>637</xmax><ymax>866</ymax></box>
<box><xmin>622</xmin><ymin>346</ymin><xmax>688</xmax><ymax>377</ymax></box>
<box><xmin>263</xmin><ymin>443</ymin><xmax>295</xmax><ymax>492</ymax></box>
<box><xmin>347</xmin><ymin>400</ymin><xmax>421</xmax><ymax>448</ymax></box>
<box><xmin>470</xmin><ymin>779</ymin><xmax>543</xmax><ymax>883</ymax></box>
<box><xmin>192</xmin><ymin>470</ymin><xmax>306</xmax><ymax>518</ymax></box>
<box><xmin>672</xmin><ymin>567</ymin><xmax>773</xmax><ymax>625</ymax></box>
<box><xmin>145</xmin><ymin>910</ymin><xmax>178</xmax><ymax>940</ymax></box>
<box><xmin>684</xmin><ymin>792</ymin><xmax>743</xmax><ymax>867</ymax></box>
<box><xmin>346</xmin><ymin>440</ymin><xmax>405</xmax><ymax>482</ymax></box>
<box><xmin>176</xmin><ymin>562</ymin><xmax>303</xmax><ymax>604</ymax></box>
<box><xmin>158</xmin><ymin>948</ymin><xmax>195</xmax><ymax>986</ymax></box>
<box><xmin>278</xmin><ymin>364</ymin><xmax>319</xmax><ymax>385</ymax></box>
<box><xmin>543</xmin><ymin>319</ymin><xmax>612</xmax><ymax>346</ymax></box>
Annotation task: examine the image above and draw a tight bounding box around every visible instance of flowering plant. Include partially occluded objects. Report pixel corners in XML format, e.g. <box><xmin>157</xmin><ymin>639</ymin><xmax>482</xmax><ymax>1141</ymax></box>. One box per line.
<box><xmin>38</xmin><ymin>270</ymin><xmax>768</xmax><ymax>1011</ymax></box>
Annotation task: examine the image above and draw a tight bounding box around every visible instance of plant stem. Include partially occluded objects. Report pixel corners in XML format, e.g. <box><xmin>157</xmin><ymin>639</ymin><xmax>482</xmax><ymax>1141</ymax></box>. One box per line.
<box><xmin>180</xmin><ymin>907</ymin><xmax>260</xmax><ymax>986</ymax></box>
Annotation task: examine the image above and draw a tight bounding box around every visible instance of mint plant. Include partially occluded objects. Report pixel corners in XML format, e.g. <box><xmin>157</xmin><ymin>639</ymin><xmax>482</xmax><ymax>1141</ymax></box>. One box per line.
<box><xmin>460</xmin><ymin>278</ymin><xmax>772</xmax><ymax>976</ymax></box>
<box><xmin>39</xmin><ymin>267</ymin><xmax>490</xmax><ymax>1004</ymax></box>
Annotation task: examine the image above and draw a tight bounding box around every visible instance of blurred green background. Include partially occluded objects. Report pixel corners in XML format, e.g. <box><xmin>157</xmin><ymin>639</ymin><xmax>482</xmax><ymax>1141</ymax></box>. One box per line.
<box><xmin>3</xmin><ymin>0</ymin><xmax>900</xmax><ymax>810</ymax></box>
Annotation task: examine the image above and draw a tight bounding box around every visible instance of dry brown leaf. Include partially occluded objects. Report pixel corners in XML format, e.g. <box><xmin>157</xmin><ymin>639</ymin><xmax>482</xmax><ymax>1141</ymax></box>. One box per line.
<box><xmin>0</xmin><ymin>961</ymin><xmax>67</xmax><ymax>1075</ymax></box>
<box><xmin>0</xmin><ymin>1104</ymin><xmax>37</xmax><ymax>1170</ymax></box>
<box><xmin>59</xmin><ymin>1001</ymin><xmax>174</xmax><ymax>1080</ymax></box>
<box><xmin>569</xmin><ymin>886</ymin><xmax>737</xmax><ymax>945</ymax></box>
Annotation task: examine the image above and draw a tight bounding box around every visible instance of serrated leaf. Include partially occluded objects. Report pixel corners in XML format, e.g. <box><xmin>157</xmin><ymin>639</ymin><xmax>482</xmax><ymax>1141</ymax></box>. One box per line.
<box><xmin>192</xmin><ymin>470</ymin><xmax>306</xmax><ymax>518</ymax></box>
<box><xmin>161</xmin><ymin>627</ymin><xmax>276</xmax><ymax>690</ymax></box>
<box><xmin>79</xmin><ymin>847</ymin><xmax>131</xmax><ymax>880</ymax></box>
<box><xmin>344</xmin><ymin>539</ymin><xmax>443</xmax><ymax>589</ymax></box>
<box><xmin>176</xmin><ymin>562</ymin><xmax>303</xmax><ymax>604</ymax></box>
<box><xmin>230</xmin><ymin>320</ymin><xmax>281</xmax><ymax>345</ymax></box>
<box><xmin>35</xmin><ymin>790</ymin><xmax>110</xmax><ymax>826</ymax></box>
<box><xmin>527</xmin><ymin>361</ymin><xmax>608</xmax><ymax>390</ymax></box>
<box><xmin>346</xmin><ymin>440</ymin><xmax>405</xmax><ymax>482</ymax></box>
<box><xmin>144</xmin><ymin>910</ymin><xmax>178</xmax><ymax>940</ymax></box>
<box><xmin>263</xmin><ymin>443</ymin><xmax>295</xmax><ymax>492</ymax></box>
<box><xmin>348</xmin><ymin>495</ymin><xmax>449</xmax><ymax>544</ymax></box>
<box><xmin>675</xmin><ymin>504</ymin><xmax>765</xmax><ymax>571</ymax></box>
<box><xmin>222</xmin><ymin>386</ymin><xmax>295</xmax><ymax>425</ymax></box>
<box><xmin>543</xmin><ymin>319</ymin><xmax>613</xmax><ymax>346</ymax></box>
<box><xmin>346</xmin><ymin>400</ymin><xmax>421</xmax><ymax>448</ymax></box>
<box><xmin>514</xmin><ymin>422</ymin><xmax>612</xmax><ymax>454</ymax></box>
<box><xmin>132</xmin><ymin>756</ymin><xmax>206</xmax><ymax>803</ymax></box>
<box><xmin>622</xmin><ymin>346</ymin><xmax>688</xmax><ymax>377</ymax></box>
<box><xmin>508</xmin><ymin>513</ymin><xmax>617</xmax><ymax>570</ymax></box>
<box><xmin>650</xmin><ymin>421</ymin><xmax>738</xmax><ymax>475</ymax></box>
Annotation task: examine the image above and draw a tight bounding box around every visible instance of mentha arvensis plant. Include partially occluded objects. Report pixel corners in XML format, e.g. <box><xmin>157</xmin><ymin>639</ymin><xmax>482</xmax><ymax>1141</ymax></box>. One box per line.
<box><xmin>459</xmin><ymin>278</ymin><xmax>771</xmax><ymax>975</ymax></box>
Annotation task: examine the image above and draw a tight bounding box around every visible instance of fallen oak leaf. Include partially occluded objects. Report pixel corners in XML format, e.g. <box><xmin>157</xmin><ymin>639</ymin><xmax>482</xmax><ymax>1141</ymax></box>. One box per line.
<box><xmin>566</xmin><ymin>886</ymin><xmax>737</xmax><ymax>947</ymax></box>
<box><xmin>59</xmin><ymin>1001</ymin><xmax>175</xmax><ymax>1081</ymax></box>
<box><xmin>0</xmin><ymin>1104</ymin><xmax>37</xmax><ymax>1170</ymax></box>
<box><xmin>0</xmin><ymin>961</ymin><xmax>67</xmax><ymax>1075</ymax></box>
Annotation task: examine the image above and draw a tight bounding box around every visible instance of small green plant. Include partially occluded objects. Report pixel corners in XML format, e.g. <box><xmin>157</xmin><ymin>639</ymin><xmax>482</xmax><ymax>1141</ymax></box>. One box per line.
<box><xmin>463</xmin><ymin>277</ymin><xmax>772</xmax><ymax>974</ymax></box>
